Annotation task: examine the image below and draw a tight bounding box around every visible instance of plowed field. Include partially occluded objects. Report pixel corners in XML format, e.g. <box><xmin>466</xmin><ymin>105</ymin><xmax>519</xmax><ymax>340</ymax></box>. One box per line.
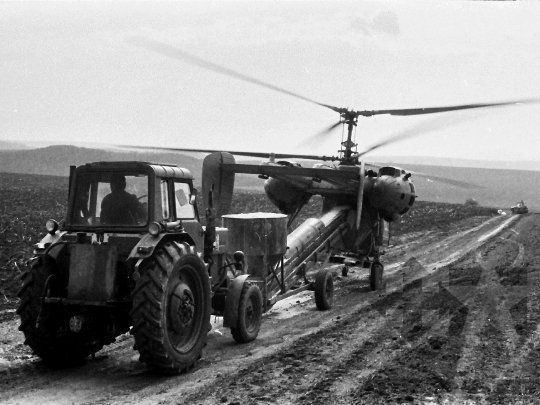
<box><xmin>1</xmin><ymin>203</ymin><xmax>538</xmax><ymax>404</ymax></box>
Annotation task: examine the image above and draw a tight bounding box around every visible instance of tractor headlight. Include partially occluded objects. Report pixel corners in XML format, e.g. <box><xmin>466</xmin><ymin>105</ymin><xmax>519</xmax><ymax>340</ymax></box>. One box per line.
<box><xmin>45</xmin><ymin>219</ymin><xmax>59</xmax><ymax>235</ymax></box>
<box><xmin>148</xmin><ymin>222</ymin><xmax>162</xmax><ymax>236</ymax></box>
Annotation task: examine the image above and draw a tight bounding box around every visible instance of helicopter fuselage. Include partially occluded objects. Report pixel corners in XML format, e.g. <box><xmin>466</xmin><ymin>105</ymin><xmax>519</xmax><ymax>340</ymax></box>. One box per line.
<box><xmin>262</xmin><ymin>160</ymin><xmax>416</xmax><ymax>223</ymax></box>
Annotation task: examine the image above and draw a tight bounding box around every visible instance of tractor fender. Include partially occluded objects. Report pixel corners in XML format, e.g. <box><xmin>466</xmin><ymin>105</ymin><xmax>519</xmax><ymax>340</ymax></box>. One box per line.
<box><xmin>223</xmin><ymin>274</ymin><xmax>250</xmax><ymax>328</ymax></box>
<box><xmin>129</xmin><ymin>232</ymin><xmax>197</xmax><ymax>260</ymax></box>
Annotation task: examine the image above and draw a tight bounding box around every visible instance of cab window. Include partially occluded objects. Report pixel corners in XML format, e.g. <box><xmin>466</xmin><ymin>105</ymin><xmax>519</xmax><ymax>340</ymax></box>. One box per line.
<box><xmin>72</xmin><ymin>171</ymin><xmax>148</xmax><ymax>226</ymax></box>
<box><xmin>174</xmin><ymin>182</ymin><xmax>195</xmax><ymax>219</ymax></box>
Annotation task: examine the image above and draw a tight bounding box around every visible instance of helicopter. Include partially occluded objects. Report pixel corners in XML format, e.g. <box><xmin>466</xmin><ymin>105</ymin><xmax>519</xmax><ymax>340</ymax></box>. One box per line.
<box><xmin>124</xmin><ymin>37</ymin><xmax>540</xmax><ymax>289</ymax></box>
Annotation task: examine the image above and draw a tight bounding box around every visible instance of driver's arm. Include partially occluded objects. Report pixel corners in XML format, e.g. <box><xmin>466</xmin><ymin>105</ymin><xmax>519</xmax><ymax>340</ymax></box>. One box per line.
<box><xmin>129</xmin><ymin>194</ymin><xmax>146</xmax><ymax>224</ymax></box>
<box><xmin>100</xmin><ymin>195</ymin><xmax>111</xmax><ymax>224</ymax></box>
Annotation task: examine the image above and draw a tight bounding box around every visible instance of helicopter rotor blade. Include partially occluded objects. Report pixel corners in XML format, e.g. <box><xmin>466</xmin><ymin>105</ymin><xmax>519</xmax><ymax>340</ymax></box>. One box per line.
<box><xmin>354</xmin><ymin>114</ymin><xmax>486</xmax><ymax>189</ymax></box>
<box><xmin>127</xmin><ymin>37</ymin><xmax>540</xmax><ymax>141</ymax></box>
<box><xmin>356</xmin><ymin>98</ymin><xmax>540</xmax><ymax>117</ymax></box>
<box><xmin>355</xmin><ymin>160</ymin><xmax>473</xmax><ymax>186</ymax></box>
<box><xmin>410</xmin><ymin>171</ymin><xmax>481</xmax><ymax>189</ymax></box>
<box><xmin>128</xmin><ymin>36</ymin><xmax>341</xmax><ymax>113</ymax></box>
<box><xmin>363</xmin><ymin>159</ymin><xmax>480</xmax><ymax>189</ymax></box>
<box><xmin>119</xmin><ymin>144</ymin><xmax>471</xmax><ymax>187</ymax></box>
<box><xmin>117</xmin><ymin>144</ymin><xmax>339</xmax><ymax>162</ymax></box>
<box><xmin>297</xmin><ymin>121</ymin><xmax>342</xmax><ymax>149</ymax></box>
<box><xmin>124</xmin><ymin>37</ymin><xmax>539</xmax><ymax>191</ymax></box>
<box><xmin>355</xmin><ymin>111</ymin><xmax>487</xmax><ymax>159</ymax></box>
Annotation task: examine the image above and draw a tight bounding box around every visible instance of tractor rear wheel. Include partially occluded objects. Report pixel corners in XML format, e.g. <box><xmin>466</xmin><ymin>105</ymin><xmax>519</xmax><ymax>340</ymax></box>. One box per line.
<box><xmin>230</xmin><ymin>283</ymin><xmax>263</xmax><ymax>343</ymax></box>
<box><xmin>314</xmin><ymin>268</ymin><xmax>334</xmax><ymax>310</ymax></box>
<box><xmin>130</xmin><ymin>243</ymin><xmax>211</xmax><ymax>374</ymax></box>
<box><xmin>17</xmin><ymin>260</ymin><xmax>95</xmax><ymax>366</ymax></box>
<box><xmin>370</xmin><ymin>263</ymin><xmax>384</xmax><ymax>291</ymax></box>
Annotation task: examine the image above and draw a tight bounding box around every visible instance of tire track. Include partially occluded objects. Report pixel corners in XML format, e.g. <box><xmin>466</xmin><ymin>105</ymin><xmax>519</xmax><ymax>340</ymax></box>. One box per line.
<box><xmin>0</xmin><ymin>214</ymin><xmax>522</xmax><ymax>405</ymax></box>
<box><xmin>451</xmin><ymin>247</ymin><xmax>522</xmax><ymax>400</ymax></box>
<box><xmin>175</xmin><ymin>215</ymin><xmax>520</xmax><ymax>405</ymax></box>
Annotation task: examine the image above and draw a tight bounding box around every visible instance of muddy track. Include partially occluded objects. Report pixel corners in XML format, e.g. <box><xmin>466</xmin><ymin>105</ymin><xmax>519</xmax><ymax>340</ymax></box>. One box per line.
<box><xmin>1</xmin><ymin>214</ymin><xmax>537</xmax><ymax>405</ymax></box>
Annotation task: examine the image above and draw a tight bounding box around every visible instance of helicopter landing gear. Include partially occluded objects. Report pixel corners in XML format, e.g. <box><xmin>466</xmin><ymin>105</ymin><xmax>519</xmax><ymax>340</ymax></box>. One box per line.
<box><xmin>369</xmin><ymin>263</ymin><xmax>384</xmax><ymax>291</ymax></box>
<box><xmin>314</xmin><ymin>268</ymin><xmax>334</xmax><ymax>310</ymax></box>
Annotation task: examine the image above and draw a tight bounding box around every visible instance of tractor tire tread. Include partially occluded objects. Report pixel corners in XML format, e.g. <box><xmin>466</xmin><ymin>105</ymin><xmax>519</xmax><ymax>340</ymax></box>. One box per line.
<box><xmin>130</xmin><ymin>242</ymin><xmax>210</xmax><ymax>374</ymax></box>
<box><xmin>17</xmin><ymin>262</ymin><xmax>93</xmax><ymax>366</ymax></box>
<box><xmin>230</xmin><ymin>283</ymin><xmax>263</xmax><ymax>343</ymax></box>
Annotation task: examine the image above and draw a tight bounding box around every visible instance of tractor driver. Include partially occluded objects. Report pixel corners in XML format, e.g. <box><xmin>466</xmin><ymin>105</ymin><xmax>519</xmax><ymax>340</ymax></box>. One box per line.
<box><xmin>100</xmin><ymin>174</ymin><xmax>144</xmax><ymax>225</ymax></box>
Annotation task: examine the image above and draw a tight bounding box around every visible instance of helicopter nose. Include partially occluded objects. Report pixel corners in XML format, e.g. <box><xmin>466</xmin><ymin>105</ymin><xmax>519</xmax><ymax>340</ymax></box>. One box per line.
<box><xmin>368</xmin><ymin>176</ymin><xmax>408</xmax><ymax>221</ymax></box>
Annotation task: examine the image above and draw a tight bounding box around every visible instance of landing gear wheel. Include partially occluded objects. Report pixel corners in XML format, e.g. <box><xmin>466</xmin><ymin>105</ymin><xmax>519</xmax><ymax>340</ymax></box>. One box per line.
<box><xmin>131</xmin><ymin>244</ymin><xmax>211</xmax><ymax>374</ymax></box>
<box><xmin>342</xmin><ymin>265</ymin><xmax>349</xmax><ymax>277</ymax></box>
<box><xmin>314</xmin><ymin>268</ymin><xmax>334</xmax><ymax>310</ymax></box>
<box><xmin>17</xmin><ymin>260</ymin><xmax>94</xmax><ymax>366</ymax></box>
<box><xmin>230</xmin><ymin>283</ymin><xmax>263</xmax><ymax>343</ymax></box>
<box><xmin>370</xmin><ymin>263</ymin><xmax>384</xmax><ymax>291</ymax></box>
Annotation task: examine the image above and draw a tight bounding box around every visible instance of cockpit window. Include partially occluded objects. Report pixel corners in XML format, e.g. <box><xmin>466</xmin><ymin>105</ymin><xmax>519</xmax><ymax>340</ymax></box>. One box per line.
<box><xmin>72</xmin><ymin>171</ymin><xmax>149</xmax><ymax>226</ymax></box>
<box><xmin>379</xmin><ymin>167</ymin><xmax>398</xmax><ymax>177</ymax></box>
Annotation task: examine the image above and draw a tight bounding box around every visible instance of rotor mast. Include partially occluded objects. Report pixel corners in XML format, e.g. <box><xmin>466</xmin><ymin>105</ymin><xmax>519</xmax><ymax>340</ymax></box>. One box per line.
<box><xmin>339</xmin><ymin>110</ymin><xmax>359</xmax><ymax>166</ymax></box>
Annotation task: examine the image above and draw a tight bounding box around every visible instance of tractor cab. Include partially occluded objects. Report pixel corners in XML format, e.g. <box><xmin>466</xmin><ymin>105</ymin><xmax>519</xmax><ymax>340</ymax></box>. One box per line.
<box><xmin>20</xmin><ymin>161</ymin><xmax>211</xmax><ymax>373</ymax></box>
<box><xmin>64</xmin><ymin>161</ymin><xmax>199</xmax><ymax>233</ymax></box>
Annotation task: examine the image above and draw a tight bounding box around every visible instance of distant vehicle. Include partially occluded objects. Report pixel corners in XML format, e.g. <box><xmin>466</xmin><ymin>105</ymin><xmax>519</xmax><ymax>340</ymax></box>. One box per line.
<box><xmin>511</xmin><ymin>200</ymin><xmax>529</xmax><ymax>214</ymax></box>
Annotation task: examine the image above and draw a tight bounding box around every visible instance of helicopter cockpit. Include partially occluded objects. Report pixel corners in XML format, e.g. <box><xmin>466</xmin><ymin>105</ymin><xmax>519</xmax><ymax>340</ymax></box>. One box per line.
<box><xmin>378</xmin><ymin>166</ymin><xmax>407</xmax><ymax>178</ymax></box>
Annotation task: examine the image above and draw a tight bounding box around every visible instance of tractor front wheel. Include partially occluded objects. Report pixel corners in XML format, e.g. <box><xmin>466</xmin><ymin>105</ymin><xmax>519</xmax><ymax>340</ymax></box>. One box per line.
<box><xmin>131</xmin><ymin>244</ymin><xmax>211</xmax><ymax>374</ymax></box>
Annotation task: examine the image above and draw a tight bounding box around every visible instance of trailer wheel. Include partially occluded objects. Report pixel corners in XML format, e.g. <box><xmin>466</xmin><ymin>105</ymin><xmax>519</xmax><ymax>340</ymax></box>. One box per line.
<box><xmin>17</xmin><ymin>259</ymin><xmax>95</xmax><ymax>366</ymax></box>
<box><xmin>370</xmin><ymin>263</ymin><xmax>384</xmax><ymax>291</ymax></box>
<box><xmin>131</xmin><ymin>243</ymin><xmax>211</xmax><ymax>374</ymax></box>
<box><xmin>231</xmin><ymin>283</ymin><xmax>263</xmax><ymax>343</ymax></box>
<box><xmin>314</xmin><ymin>268</ymin><xmax>333</xmax><ymax>310</ymax></box>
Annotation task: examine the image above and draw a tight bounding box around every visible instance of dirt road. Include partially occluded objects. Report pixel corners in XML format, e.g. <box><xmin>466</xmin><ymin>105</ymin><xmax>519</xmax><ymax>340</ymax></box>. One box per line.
<box><xmin>1</xmin><ymin>213</ymin><xmax>539</xmax><ymax>404</ymax></box>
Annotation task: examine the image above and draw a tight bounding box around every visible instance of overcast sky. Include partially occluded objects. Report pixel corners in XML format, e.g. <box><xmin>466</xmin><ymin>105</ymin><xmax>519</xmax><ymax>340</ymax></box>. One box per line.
<box><xmin>1</xmin><ymin>1</ymin><xmax>540</xmax><ymax>162</ymax></box>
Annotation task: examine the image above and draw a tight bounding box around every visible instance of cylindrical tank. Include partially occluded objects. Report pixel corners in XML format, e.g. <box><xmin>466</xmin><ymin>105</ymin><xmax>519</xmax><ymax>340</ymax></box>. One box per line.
<box><xmin>222</xmin><ymin>213</ymin><xmax>287</xmax><ymax>277</ymax></box>
<box><xmin>284</xmin><ymin>218</ymin><xmax>324</xmax><ymax>262</ymax></box>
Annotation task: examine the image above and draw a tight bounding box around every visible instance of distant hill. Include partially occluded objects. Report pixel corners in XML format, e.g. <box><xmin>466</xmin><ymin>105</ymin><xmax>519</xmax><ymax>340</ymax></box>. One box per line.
<box><xmin>0</xmin><ymin>145</ymin><xmax>537</xmax><ymax>211</ymax></box>
<box><xmin>394</xmin><ymin>163</ymin><xmax>539</xmax><ymax>212</ymax></box>
<box><xmin>0</xmin><ymin>140</ymin><xmax>30</xmax><ymax>150</ymax></box>
<box><xmin>3</xmin><ymin>140</ymin><xmax>540</xmax><ymax>172</ymax></box>
<box><xmin>0</xmin><ymin>144</ymin><xmax>203</xmax><ymax>180</ymax></box>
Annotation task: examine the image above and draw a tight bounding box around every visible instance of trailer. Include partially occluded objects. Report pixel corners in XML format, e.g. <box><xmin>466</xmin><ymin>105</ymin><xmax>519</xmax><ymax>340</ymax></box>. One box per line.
<box><xmin>207</xmin><ymin>206</ymin><xmax>352</xmax><ymax>343</ymax></box>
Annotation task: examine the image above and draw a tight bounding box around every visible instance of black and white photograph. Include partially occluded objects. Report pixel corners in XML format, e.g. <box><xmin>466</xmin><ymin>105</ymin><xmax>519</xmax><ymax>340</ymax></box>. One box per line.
<box><xmin>1</xmin><ymin>1</ymin><xmax>540</xmax><ymax>404</ymax></box>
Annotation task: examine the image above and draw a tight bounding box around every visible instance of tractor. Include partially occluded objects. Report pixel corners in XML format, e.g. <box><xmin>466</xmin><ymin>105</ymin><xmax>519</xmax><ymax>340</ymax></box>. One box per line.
<box><xmin>17</xmin><ymin>160</ymin><xmax>335</xmax><ymax>373</ymax></box>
